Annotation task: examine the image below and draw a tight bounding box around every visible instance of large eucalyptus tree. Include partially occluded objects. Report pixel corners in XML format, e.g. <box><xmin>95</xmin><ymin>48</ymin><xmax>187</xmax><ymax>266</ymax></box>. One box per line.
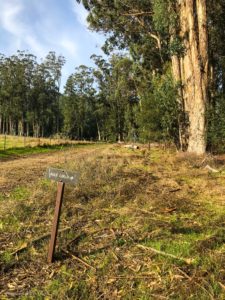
<box><xmin>76</xmin><ymin>0</ymin><xmax>211</xmax><ymax>154</ymax></box>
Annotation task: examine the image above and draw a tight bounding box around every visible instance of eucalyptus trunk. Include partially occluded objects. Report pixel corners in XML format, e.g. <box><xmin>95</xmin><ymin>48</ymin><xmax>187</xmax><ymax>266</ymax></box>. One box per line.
<box><xmin>96</xmin><ymin>121</ymin><xmax>101</xmax><ymax>141</ymax></box>
<box><xmin>172</xmin><ymin>0</ymin><xmax>209</xmax><ymax>154</ymax></box>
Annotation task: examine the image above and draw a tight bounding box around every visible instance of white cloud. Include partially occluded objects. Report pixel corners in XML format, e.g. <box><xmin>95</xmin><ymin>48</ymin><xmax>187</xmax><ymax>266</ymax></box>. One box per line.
<box><xmin>0</xmin><ymin>0</ymin><xmax>48</xmax><ymax>57</ymax></box>
<box><xmin>59</xmin><ymin>37</ymin><xmax>78</xmax><ymax>56</ymax></box>
<box><xmin>0</xmin><ymin>0</ymin><xmax>106</xmax><ymax>91</ymax></box>
<box><xmin>0</xmin><ymin>0</ymin><xmax>25</xmax><ymax>36</ymax></box>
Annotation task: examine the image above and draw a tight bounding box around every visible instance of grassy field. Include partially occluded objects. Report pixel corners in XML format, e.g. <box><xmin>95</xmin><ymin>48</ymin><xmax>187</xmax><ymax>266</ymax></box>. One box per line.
<box><xmin>0</xmin><ymin>135</ymin><xmax>68</xmax><ymax>149</ymax></box>
<box><xmin>0</xmin><ymin>144</ymin><xmax>225</xmax><ymax>299</ymax></box>
<box><xmin>0</xmin><ymin>134</ymin><xmax>93</xmax><ymax>149</ymax></box>
<box><xmin>0</xmin><ymin>135</ymin><xmax>93</xmax><ymax>159</ymax></box>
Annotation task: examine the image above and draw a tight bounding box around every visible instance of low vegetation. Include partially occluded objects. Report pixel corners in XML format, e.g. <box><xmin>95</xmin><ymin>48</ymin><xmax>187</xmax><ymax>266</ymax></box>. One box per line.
<box><xmin>0</xmin><ymin>144</ymin><xmax>225</xmax><ymax>299</ymax></box>
<box><xmin>0</xmin><ymin>135</ymin><xmax>93</xmax><ymax>159</ymax></box>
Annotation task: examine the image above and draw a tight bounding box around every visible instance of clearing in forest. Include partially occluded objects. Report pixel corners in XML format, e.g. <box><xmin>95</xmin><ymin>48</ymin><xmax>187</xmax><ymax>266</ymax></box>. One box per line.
<box><xmin>0</xmin><ymin>144</ymin><xmax>225</xmax><ymax>299</ymax></box>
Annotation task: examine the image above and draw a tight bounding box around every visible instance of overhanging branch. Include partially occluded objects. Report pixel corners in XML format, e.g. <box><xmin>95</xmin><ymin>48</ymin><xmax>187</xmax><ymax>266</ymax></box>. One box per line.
<box><xmin>121</xmin><ymin>11</ymin><xmax>152</xmax><ymax>17</ymax></box>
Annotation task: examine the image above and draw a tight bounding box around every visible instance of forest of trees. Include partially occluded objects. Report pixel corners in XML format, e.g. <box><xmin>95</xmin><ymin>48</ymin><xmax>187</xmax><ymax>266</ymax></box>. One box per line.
<box><xmin>1</xmin><ymin>1</ymin><xmax>225</xmax><ymax>154</ymax></box>
<box><xmin>0</xmin><ymin>51</ymin><xmax>65</xmax><ymax>137</ymax></box>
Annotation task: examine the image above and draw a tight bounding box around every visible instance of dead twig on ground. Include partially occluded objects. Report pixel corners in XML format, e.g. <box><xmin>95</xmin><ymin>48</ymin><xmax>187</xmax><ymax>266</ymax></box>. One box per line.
<box><xmin>204</xmin><ymin>165</ymin><xmax>220</xmax><ymax>173</ymax></box>
<box><xmin>61</xmin><ymin>248</ymin><xmax>95</xmax><ymax>270</ymax></box>
<box><xmin>136</xmin><ymin>244</ymin><xmax>194</xmax><ymax>265</ymax></box>
<box><xmin>218</xmin><ymin>282</ymin><xmax>225</xmax><ymax>292</ymax></box>
<box><xmin>107</xmin><ymin>274</ymin><xmax>155</xmax><ymax>280</ymax></box>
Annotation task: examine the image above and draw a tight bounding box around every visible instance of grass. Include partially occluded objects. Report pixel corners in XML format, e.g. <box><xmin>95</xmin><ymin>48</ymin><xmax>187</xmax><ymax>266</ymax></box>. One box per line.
<box><xmin>0</xmin><ymin>134</ymin><xmax>62</xmax><ymax>149</ymax></box>
<box><xmin>0</xmin><ymin>143</ymin><xmax>96</xmax><ymax>160</ymax></box>
<box><xmin>0</xmin><ymin>144</ymin><xmax>68</xmax><ymax>159</ymax></box>
<box><xmin>0</xmin><ymin>145</ymin><xmax>225</xmax><ymax>299</ymax></box>
<box><xmin>0</xmin><ymin>134</ymin><xmax>95</xmax><ymax>159</ymax></box>
<box><xmin>0</xmin><ymin>134</ymin><xmax>82</xmax><ymax>149</ymax></box>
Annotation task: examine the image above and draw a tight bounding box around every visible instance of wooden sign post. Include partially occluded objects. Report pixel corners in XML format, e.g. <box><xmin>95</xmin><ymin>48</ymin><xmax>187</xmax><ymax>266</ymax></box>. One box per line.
<box><xmin>46</xmin><ymin>168</ymin><xmax>79</xmax><ymax>263</ymax></box>
<box><xmin>48</xmin><ymin>181</ymin><xmax>65</xmax><ymax>263</ymax></box>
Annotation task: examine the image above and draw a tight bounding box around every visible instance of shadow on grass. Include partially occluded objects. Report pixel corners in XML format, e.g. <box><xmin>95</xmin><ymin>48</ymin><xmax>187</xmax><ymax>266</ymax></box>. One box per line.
<box><xmin>0</xmin><ymin>143</ymin><xmax>93</xmax><ymax>160</ymax></box>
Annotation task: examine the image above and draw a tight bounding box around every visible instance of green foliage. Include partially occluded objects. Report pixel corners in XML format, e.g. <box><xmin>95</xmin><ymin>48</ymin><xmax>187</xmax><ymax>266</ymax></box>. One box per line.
<box><xmin>138</xmin><ymin>66</ymin><xmax>180</xmax><ymax>144</ymax></box>
<box><xmin>152</xmin><ymin>0</ymin><xmax>170</xmax><ymax>35</ymax></box>
<box><xmin>74</xmin><ymin>0</ymin><xmax>182</xmax><ymax>145</ymax></box>
<box><xmin>62</xmin><ymin>65</ymin><xmax>98</xmax><ymax>139</ymax></box>
<box><xmin>105</xmin><ymin>55</ymin><xmax>139</xmax><ymax>141</ymax></box>
<box><xmin>62</xmin><ymin>54</ymin><xmax>139</xmax><ymax>142</ymax></box>
<box><xmin>0</xmin><ymin>51</ymin><xmax>65</xmax><ymax>137</ymax></box>
<box><xmin>207</xmin><ymin>96</ymin><xmax>225</xmax><ymax>153</ymax></box>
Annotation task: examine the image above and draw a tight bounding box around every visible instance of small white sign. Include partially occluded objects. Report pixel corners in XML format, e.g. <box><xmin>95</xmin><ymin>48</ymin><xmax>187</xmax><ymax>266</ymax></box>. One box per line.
<box><xmin>46</xmin><ymin>168</ymin><xmax>79</xmax><ymax>184</ymax></box>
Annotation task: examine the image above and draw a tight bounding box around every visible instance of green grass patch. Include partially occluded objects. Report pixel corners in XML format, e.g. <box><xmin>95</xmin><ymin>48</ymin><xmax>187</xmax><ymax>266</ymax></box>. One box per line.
<box><xmin>11</xmin><ymin>186</ymin><xmax>30</xmax><ymax>201</ymax></box>
<box><xmin>0</xmin><ymin>142</ymin><xmax>99</xmax><ymax>159</ymax></box>
<box><xmin>0</xmin><ymin>144</ymin><xmax>69</xmax><ymax>159</ymax></box>
<box><xmin>0</xmin><ymin>193</ymin><xmax>4</xmax><ymax>201</ymax></box>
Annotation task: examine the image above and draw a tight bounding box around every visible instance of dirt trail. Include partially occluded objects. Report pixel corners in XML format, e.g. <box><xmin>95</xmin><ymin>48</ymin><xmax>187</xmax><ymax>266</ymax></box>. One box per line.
<box><xmin>0</xmin><ymin>145</ymin><xmax>106</xmax><ymax>193</ymax></box>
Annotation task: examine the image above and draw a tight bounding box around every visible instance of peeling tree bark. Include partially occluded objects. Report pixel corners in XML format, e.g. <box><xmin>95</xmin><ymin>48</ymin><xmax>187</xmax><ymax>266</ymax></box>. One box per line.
<box><xmin>172</xmin><ymin>0</ymin><xmax>209</xmax><ymax>154</ymax></box>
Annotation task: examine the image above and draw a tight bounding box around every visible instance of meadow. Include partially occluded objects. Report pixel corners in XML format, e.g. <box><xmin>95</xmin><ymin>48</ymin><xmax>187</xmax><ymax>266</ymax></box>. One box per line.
<box><xmin>0</xmin><ymin>143</ymin><xmax>225</xmax><ymax>299</ymax></box>
<box><xmin>0</xmin><ymin>135</ymin><xmax>92</xmax><ymax>159</ymax></box>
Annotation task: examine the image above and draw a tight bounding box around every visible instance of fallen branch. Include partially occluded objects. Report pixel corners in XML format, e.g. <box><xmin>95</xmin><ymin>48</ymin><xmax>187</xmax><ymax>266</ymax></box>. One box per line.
<box><xmin>135</xmin><ymin>208</ymin><xmax>154</xmax><ymax>215</ymax></box>
<box><xmin>175</xmin><ymin>267</ymin><xmax>193</xmax><ymax>281</ymax></box>
<box><xmin>169</xmin><ymin>188</ymin><xmax>181</xmax><ymax>193</ymax></box>
<box><xmin>121</xmin><ymin>11</ymin><xmax>152</xmax><ymax>17</ymax></box>
<box><xmin>204</xmin><ymin>165</ymin><xmax>220</xmax><ymax>173</ymax></box>
<box><xmin>108</xmin><ymin>274</ymin><xmax>155</xmax><ymax>280</ymax></box>
<box><xmin>199</xmin><ymin>154</ymin><xmax>211</xmax><ymax>166</ymax></box>
<box><xmin>218</xmin><ymin>281</ymin><xmax>225</xmax><ymax>291</ymax></box>
<box><xmin>61</xmin><ymin>248</ymin><xmax>95</xmax><ymax>270</ymax></box>
<box><xmin>124</xmin><ymin>144</ymin><xmax>139</xmax><ymax>150</ymax></box>
<box><xmin>136</xmin><ymin>244</ymin><xmax>194</xmax><ymax>265</ymax></box>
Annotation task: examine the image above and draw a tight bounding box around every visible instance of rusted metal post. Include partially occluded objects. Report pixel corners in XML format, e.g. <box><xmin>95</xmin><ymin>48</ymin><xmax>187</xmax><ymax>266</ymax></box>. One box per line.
<box><xmin>47</xmin><ymin>181</ymin><xmax>65</xmax><ymax>263</ymax></box>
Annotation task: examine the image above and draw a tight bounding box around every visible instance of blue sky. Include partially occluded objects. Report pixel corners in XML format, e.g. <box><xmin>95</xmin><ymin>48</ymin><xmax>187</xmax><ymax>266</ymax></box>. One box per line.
<box><xmin>0</xmin><ymin>0</ymin><xmax>106</xmax><ymax>90</ymax></box>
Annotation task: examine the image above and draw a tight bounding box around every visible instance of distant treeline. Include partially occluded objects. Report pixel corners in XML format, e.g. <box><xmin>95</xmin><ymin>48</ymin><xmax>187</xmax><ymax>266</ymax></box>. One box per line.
<box><xmin>0</xmin><ymin>50</ymin><xmax>178</xmax><ymax>143</ymax></box>
<box><xmin>0</xmin><ymin>51</ymin><xmax>65</xmax><ymax>137</ymax></box>
<box><xmin>0</xmin><ymin>51</ymin><xmax>142</xmax><ymax>142</ymax></box>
